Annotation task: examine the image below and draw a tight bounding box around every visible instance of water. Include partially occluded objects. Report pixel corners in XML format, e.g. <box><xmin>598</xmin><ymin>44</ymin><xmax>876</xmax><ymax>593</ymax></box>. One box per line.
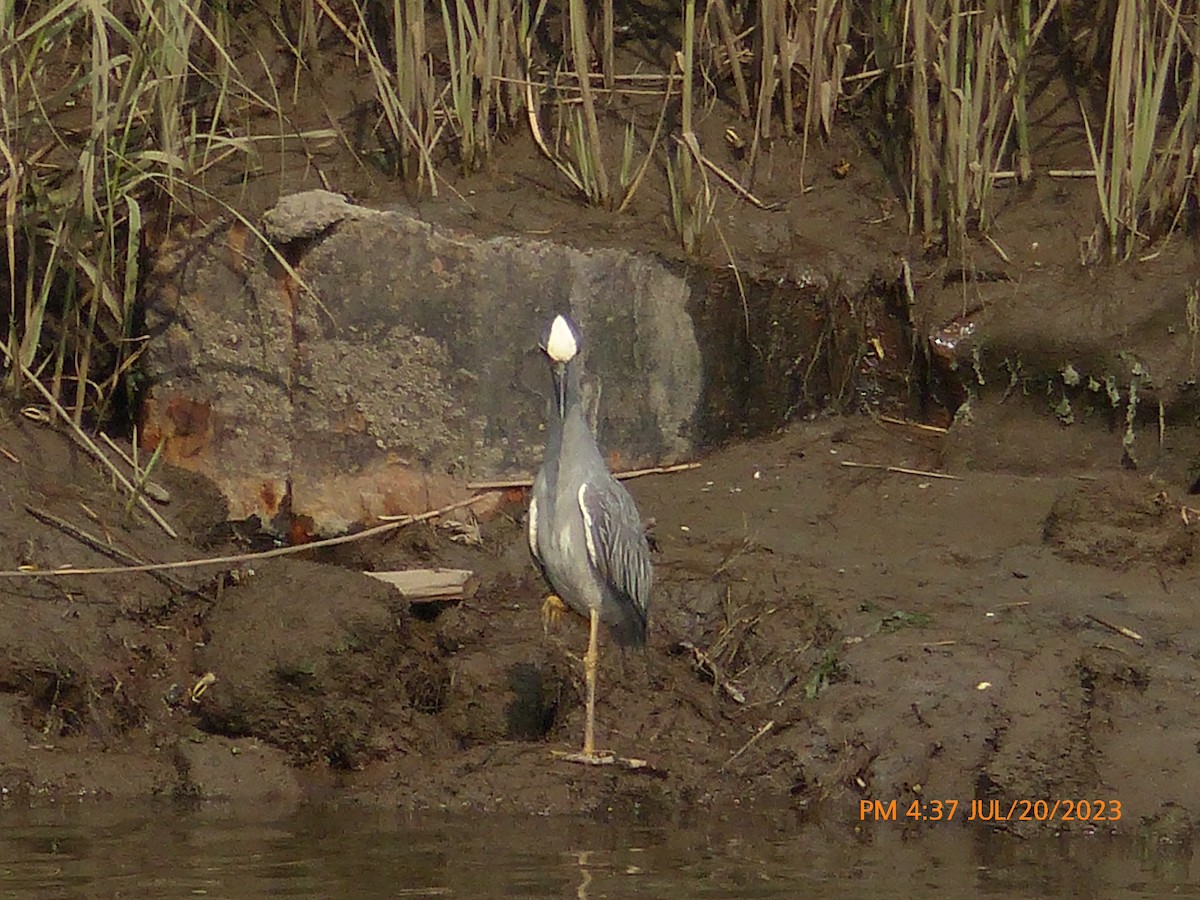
<box><xmin>1</xmin><ymin>802</ymin><xmax>1195</xmax><ymax>898</ymax></box>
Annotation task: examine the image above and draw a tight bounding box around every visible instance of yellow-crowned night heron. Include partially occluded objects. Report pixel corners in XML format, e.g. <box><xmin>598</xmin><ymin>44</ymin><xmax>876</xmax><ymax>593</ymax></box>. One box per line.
<box><xmin>528</xmin><ymin>314</ymin><xmax>652</xmax><ymax>762</ymax></box>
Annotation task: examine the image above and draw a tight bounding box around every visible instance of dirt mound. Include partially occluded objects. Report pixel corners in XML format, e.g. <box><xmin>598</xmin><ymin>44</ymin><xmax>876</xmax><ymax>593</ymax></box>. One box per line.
<box><xmin>196</xmin><ymin>559</ymin><xmax>450</xmax><ymax>768</ymax></box>
<box><xmin>1043</xmin><ymin>477</ymin><xmax>1195</xmax><ymax>570</ymax></box>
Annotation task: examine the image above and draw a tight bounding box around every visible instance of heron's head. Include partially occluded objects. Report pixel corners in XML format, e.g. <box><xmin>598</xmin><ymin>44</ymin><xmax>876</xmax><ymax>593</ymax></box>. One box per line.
<box><xmin>542</xmin><ymin>314</ymin><xmax>580</xmax><ymax>416</ymax></box>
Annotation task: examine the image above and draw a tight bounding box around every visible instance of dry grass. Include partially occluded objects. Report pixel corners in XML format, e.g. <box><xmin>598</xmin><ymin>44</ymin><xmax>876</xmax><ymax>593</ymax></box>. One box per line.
<box><xmin>2</xmin><ymin>0</ymin><xmax>252</xmax><ymax>424</ymax></box>
<box><xmin>889</xmin><ymin>0</ymin><xmax>1057</xmax><ymax>254</ymax></box>
<box><xmin>1081</xmin><ymin>0</ymin><xmax>1196</xmax><ymax>259</ymax></box>
<box><xmin>3</xmin><ymin>0</ymin><xmax>1198</xmax><ymax>420</ymax></box>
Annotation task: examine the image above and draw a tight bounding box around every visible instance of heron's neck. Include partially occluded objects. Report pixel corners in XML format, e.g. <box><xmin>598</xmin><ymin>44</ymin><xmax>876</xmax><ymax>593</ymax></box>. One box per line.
<box><xmin>545</xmin><ymin>360</ymin><xmax>585</xmax><ymax>469</ymax></box>
<box><xmin>554</xmin><ymin>359</ymin><xmax>584</xmax><ymax>419</ymax></box>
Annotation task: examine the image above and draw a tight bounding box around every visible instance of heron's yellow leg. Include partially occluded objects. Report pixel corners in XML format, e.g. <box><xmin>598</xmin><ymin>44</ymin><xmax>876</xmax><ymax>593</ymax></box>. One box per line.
<box><xmin>552</xmin><ymin>606</ymin><xmax>622</xmax><ymax>765</ymax></box>
<box><xmin>541</xmin><ymin>594</ymin><xmax>568</xmax><ymax>635</ymax></box>
<box><xmin>582</xmin><ymin>607</ymin><xmax>599</xmax><ymax>757</ymax></box>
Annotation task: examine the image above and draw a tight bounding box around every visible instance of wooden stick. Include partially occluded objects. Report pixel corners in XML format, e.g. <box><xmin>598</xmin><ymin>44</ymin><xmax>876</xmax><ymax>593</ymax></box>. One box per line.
<box><xmin>616</xmin><ymin>461</ymin><xmax>702</xmax><ymax>480</ymax></box>
<box><xmin>878</xmin><ymin>415</ymin><xmax>950</xmax><ymax>434</ymax></box>
<box><xmin>675</xmin><ymin>132</ymin><xmax>783</xmax><ymax>211</ymax></box>
<box><xmin>0</xmin><ymin>348</ymin><xmax>178</xmax><ymax>538</ymax></box>
<box><xmin>0</xmin><ymin>493</ymin><xmax>497</xmax><ymax>579</ymax></box>
<box><xmin>839</xmin><ymin>461</ymin><xmax>962</xmax><ymax>480</ymax></box>
<box><xmin>1048</xmin><ymin>169</ymin><xmax>1096</xmax><ymax>178</ymax></box>
<box><xmin>985</xmin><ymin>234</ymin><xmax>1011</xmax><ymax>264</ymax></box>
<box><xmin>468</xmin><ymin>461</ymin><xmax>700</xmax><ymax>491</ymax></box>
<box><xmin>843</xmin><ymin>62</ymin><xmax>914</xmax><ymax>83</ymax></box>
<box><xmin>1085</xmin><ymin>614</ymin><xmax>1143</xmax><ymax>643</ymax></box>
<box><xmin>721</xmin><ymin>719</ymin><xmax>775</xmax><ymax>771</ymax></box>
<box><xmin>25</xmin><ymin>505</ymin><xmax>193</xmax><ymax>594</ymax></box>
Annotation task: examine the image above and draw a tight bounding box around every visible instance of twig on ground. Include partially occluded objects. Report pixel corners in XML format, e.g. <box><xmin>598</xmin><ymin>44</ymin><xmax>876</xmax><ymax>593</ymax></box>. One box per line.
<box><xmin>721</xmin><ymin>719</ymin><xmax>775</xmax><ymax>771</ymax></box>
<box><xmin>985</xmin><ymin>235</ymin><xmax>1011</xmax><ymax>263</ymax></box>
<box><xmin>712</xmin><ymin>536</ymin><xmax>754</xmax><ymax>579</ymax></box>
<box><xmin>839</xmin><ymin>461</ymin><xmax>962</xmax><ymax>480</ymax></box>
<box><xmin>24</xmin><ymin>505</ymin><xmax>194</xmax><ymax>594</ymax></box>
<box><xmin>550</xmin><ymin>749</ymin><xmax>658</xmax><ymax>771</ymax></box>
<box><xmin>675</xmin><ymin>132</ymin><xmax>783</xmax><ymax>210</ymax></box>
<box><xmin>878</xmin><ymin>415</ymin><xmax>950</xmax><ymax>435</ymax></box>
<box><xmin>676</xmin><ymin>639</ymin><xmax>747</xmax><ymax>704</ymax></box>
<box><xmin>0</xmin><ymin>494</ymin><xmax>498</xmax><ymax>579</ymax></box>
<box><xmin>616</xmin><ymin>461</ymin><xmax>703</xmax><ymax>479</ymax></box>
<box><xmin>1085</xmin><ymin>613</ymin><xmax>1143</xmax><ymax>643</ymax></box>
<box><xmin>467</xmin><ymin>461</ymin><xmax>700</xmax><ymax>491</ymax></box>
<box><xmin>0</xmin><ymin>349</ymin><xmax>178</xmax><ymax>538</ymax></box>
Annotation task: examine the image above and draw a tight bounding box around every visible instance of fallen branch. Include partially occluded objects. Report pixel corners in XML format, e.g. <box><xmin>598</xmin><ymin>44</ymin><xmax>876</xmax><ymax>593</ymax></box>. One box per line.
<box><xmin>468</xmin><ymin>461</ymin><xmax>700</xmax><ymax>491</ymax></box>
<box><xmin>25</xmin><ymin>505</ymin><xmax>194</xmax><ymax>594</ymax></box>
<box><xmin>0</xmin><ymin>350</ymin><xmax>178</xmax><ymax>538</ymax></box>
<box><xmin>839</xmin><ymin>461</ymin><xmax>962</xmax><ymax>481</ymax></box>
<box><xmin>0</xmin><ymin>493</ymin><xmax>498</xmax><ymax>579</ymax></box>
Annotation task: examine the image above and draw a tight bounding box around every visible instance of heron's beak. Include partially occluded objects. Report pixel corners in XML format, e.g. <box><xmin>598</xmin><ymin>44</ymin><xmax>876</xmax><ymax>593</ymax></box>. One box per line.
<box><xmin>551</xmin><ymin>362</ymin><xmax>568</xmax><ymax>418</ymax></box>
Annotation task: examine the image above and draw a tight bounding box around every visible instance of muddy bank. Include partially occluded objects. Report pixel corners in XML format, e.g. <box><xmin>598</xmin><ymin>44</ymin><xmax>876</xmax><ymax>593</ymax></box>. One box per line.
<box><xmin>0</xmin><ymin>401</ymin><xmax>1196</xmax><ymax>839</ymax></box>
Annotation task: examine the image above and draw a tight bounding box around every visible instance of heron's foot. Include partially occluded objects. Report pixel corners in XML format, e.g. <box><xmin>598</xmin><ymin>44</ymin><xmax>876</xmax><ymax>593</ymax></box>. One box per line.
<box><xmin>541</xmin><ymin>593</ymin><xmax>568</xmax><ymax>635</ymax></box>
<box><xmin>551</xmin><ymin>749</ymin><xmax>616</xmax><ymax>766</ymax></box>
<box><xmin>551</xmin><ymin>749</ymin><xmax>650</xmax><ymax>769</ymax></box>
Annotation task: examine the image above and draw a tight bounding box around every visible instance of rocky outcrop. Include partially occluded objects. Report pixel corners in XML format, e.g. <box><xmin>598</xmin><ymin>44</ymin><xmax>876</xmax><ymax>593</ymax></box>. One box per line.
<box><xmin>142</xmin><ymin>192</ymin><xmax>704</xmax><ymax>535</ymax></box>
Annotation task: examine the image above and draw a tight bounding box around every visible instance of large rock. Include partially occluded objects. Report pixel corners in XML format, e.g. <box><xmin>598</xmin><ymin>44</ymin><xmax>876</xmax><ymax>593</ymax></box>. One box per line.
<box><xmin>142</xmin><ymin>191</ymin><xmax>862</xmax><ymax>535</ymax></box>
<box><xmin>141</xmin><ymin>192</ymin><xmax>704</xmax><ymax>534</ymax></box>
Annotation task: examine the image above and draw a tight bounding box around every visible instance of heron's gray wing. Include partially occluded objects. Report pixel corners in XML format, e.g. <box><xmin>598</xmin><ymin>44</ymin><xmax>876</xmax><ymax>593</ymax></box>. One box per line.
<box><xmin>577</xmin><ymin>478</ymin><xmax>652</xmax><ymax>619</ymax></box>
<box><xmin>528</xmin><ymin>473</ymin><xmax>552</xmax><ymax>583</ymax></box>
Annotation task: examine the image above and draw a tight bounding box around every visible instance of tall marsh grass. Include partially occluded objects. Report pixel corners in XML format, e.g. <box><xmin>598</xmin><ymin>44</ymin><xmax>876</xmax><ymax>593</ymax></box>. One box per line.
<box><xmin>4</xmin><ymin>0</ymin><xmax>1200</xmax><ymax>419</ymax></box>
<box><xmin>0</xmin><ymin>0</ymin><xmax>329</xmax><ymax>422</ymax></box>
<box><xmin>912</xmin><ymin>0</ymin><xmax>1016</xmax><ymax>255</ymax></box>
<box><xmin>2</xmin><ymin>0</ymin><xmax>215</xmax><ymax>424</ymax></box>
<box><xmin>1081</xmin><ymin>0</ymin><xmax>1196</xmax><ymax>259</ymax></box>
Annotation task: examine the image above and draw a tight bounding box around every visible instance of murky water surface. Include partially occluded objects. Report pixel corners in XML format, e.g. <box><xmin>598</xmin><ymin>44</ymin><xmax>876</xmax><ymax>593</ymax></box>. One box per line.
<box><xmin>0</xmin><ymin>802</ymin><xmax>1194</xmax><ymax>898</ymax></box>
